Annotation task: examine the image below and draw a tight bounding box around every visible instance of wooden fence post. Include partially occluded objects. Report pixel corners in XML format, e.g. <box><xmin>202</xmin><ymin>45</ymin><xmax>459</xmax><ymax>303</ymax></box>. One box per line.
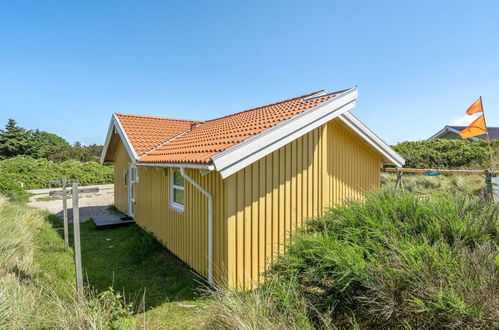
<box><xmin>72</xmin><ymin>181</ymin><xmax>83</xmax><ymax>298</ymax></box>
<box><xmin>62</xmin><ymin>177</ymin><xmax>69</xmax><ymax>252</ymax></box>
<box><xmin>395</xmin><ymin>168</ymin><xmax>404</xmax><ymax>192</ymax></box>
<box><xmin>484</xmin><ymin>169</ymin><xmax>493</xmax><ymax>201</ymax></box>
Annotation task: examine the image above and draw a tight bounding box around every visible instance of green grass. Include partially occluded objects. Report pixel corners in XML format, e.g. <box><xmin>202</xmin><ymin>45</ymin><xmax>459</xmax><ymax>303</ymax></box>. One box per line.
<box><xmin>0</xmin><ymin>195</ymin><xmax>210</xmax><ymax>328</ymax></box>
<box><xmin>4</xmin><ymin>172</ymin><xmax>497</xmax><ymax>328</ymax></box>
<box><xmin>51</xmin><ymin>216</ymin><xmax>211</xmax><ymax>329</ymax></box>
<box><xmin>207</xmin><ymin>190</ymin><xmax>498</xmax><ymax>329</ymax></box>
<box><xmin>381</xmin><ymin>172</ymin><xmax>486</xmax><ymax>196</ymax></box>
<box><xmin>0</xmin><ymin>196</ymin><xmax>136</xmax><ymax>328</ymax></box>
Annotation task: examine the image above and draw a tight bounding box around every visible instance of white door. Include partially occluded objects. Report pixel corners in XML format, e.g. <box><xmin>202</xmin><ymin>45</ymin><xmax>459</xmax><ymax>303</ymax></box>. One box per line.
<box><xmin>128</xmin><ymin>164</ymin><xmax>135</xmax><ymax>217</ymax></box>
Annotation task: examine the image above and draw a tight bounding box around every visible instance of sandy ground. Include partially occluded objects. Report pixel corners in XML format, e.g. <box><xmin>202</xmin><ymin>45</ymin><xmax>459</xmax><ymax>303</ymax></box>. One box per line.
<box><xmin>27</xmin><ymin>184</ymin><xmax>115</xmax><ymax>222</ymax></box>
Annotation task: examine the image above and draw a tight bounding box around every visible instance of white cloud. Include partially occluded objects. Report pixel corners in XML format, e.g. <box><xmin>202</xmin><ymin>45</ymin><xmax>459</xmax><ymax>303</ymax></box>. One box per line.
<box><xmin>448</xmin><ymin>113</ymin><xmax>479</xmax><ymax>126</ymax></box>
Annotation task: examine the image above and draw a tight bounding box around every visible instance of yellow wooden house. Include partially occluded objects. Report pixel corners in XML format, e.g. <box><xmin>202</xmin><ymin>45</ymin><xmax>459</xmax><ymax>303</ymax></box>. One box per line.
<box><xmin>100</xmin><ymin>88</ymin><xmax>405</xmax><ymax>289</ymax></box>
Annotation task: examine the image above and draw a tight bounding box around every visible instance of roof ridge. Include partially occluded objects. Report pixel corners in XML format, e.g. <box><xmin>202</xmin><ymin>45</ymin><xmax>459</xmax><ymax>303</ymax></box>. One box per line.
<box><xmin>139</xmin><ymin>127</ymin><xmax>195</xmax><ymax>158</ymax></box>
<box><xmin>203</xmin><ymin>90</ymin><xmax>326</xmax><ymax>123</ymax></box>
<box><xmin>115</xmin><ymin>113</ymin><xmax>199</xmax><ymax>123</ymax></box>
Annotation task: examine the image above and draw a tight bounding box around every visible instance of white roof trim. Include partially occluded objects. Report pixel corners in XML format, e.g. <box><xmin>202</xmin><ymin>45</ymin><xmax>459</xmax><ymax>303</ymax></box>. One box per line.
<box><xmin>137</xmin><ymin>162</ymin><xmax>215</xmax><ymax>170</ymax></box>
<box><xmin>212</xmin><ymin>88</ymin><xmax>359</xmax><ymax>179</ymax></box>
<box><xmin>100</xmin><ymin>114</ymin><xmax>139</xmax><ymax>164</ymax></box>
<box><xmin>428</xmin><ymin>126</ymin><xmax>478</xmax><ymax>141</ymax></box>
<box><xmin>338</xmin><ymin>112</ymin><xmax>405</xmax><ymax>167</ymax></box>
<box><xmin>102</xmin><ymin>88</ymin><xmax>404</xmax><ymax>176</ymax></box>
<box><xmin>99</xmin><ymin>118</ymin><xmax>115</xmax><ymax>164</ymax></box>
<box><xmin>100</xmin><ymin>115</ymin><xmax>214</xmax><ymax>171</ymax></box>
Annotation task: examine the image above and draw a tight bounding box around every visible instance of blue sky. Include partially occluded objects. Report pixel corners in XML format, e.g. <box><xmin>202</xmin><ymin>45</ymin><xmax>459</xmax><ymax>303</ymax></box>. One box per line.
<box><xmin>1</xmin><ymin>1</ymin><xmax>498</xmax><ymax>145</ymax></box>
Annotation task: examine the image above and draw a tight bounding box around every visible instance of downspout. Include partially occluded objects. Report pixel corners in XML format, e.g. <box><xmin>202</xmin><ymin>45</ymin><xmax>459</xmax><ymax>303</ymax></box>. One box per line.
<box><xmin>179</xmin><ymin>167</ymin><xmax>213</xmax><ymax>286</ymax></box>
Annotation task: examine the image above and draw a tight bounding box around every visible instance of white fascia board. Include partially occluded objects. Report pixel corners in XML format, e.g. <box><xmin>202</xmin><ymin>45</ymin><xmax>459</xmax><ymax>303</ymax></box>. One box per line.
<box><xmin>113</xmin><ymin>114</ymin><xmax>140</xmax><ymax>163</ymax></box>
<box><xmin>100</xmin><ymin>114</ymin><xmax>139</xmax><ymax>165</ymax></box>
<box><xmin>428</xmin><ymin>126</ymin><xmax>478</xmax><ymax>141</ymax></box>
<box><xmin>428</xmin><ymin>126</ymin><xmax>450</xmax><ymax>140</ymax></box>
<box><xmin>338</xmin><ymin>112</ymin><xmax>405</xmax><ymax>167</ymax></box>
<box><xmin>212</xmin><ymin>87</ymin><xmax>358</xmax><ymax>179</ymax></box>
<box><xmin>99</xmin><ymin>117</ymin><xmax>116</xmax><ymax>164</ymax></box>
<box><xmin>137</xmin><ymin>162</ymin><xmax>215</xmax><ymax>171</ymax></box>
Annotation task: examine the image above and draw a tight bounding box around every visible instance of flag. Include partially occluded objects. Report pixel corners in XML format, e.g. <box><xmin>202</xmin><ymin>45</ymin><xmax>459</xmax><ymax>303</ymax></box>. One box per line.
<box><xmin>466</xmin><ymin>97</ymin><xmax>483</xmax><ymax>115</ymax></box>
<box><xmin>459</xmin><ymin>114</ymin><xmax>488</xmax><ymax>139</ymax></box>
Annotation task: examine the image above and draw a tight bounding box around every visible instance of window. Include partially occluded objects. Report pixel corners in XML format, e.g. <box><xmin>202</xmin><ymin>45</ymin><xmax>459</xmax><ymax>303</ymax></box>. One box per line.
<box><xmin>124</xmin><ymin>166</ymin><xmax>139</xmax><ymax>186</ymax></box>
<box><xmin>170</xmin><ymin>170</ymin><xmax>185</xmax><ymax>212</ymax></box>
<box><xmin>131</xmin><ymin>165</ymin><xmax>139</xmax><ymax>183</ymax></box>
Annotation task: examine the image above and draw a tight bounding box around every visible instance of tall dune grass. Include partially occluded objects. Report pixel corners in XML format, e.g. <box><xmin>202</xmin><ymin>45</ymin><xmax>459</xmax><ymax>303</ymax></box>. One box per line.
<box><xmin>206</xmin><ymin>190</ymin><xmax>498</xmax><ymax>329</ymax></box>
<box><xmin>0</xmin><ymin>195</ymin><xmax>135</xmax><ymax>329</ymax></box>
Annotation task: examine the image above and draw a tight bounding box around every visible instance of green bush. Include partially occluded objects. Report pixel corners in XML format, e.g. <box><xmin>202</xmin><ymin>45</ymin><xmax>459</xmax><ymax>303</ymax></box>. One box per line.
<box><xmin>392</xmin><ymin>139</ymin><xmax>499</xmax><ymax>169</ymax></box>
<box><xmin>263</xmin><ymin>191</ymin><xmax>498</xmax><ymax>328</ymax></box>
<box><xmin>0</xmin><ymin>176</ymin><xmax>29</xmax><ymax>202</ymax></box>
<box><xmin>0</xmin><ymin>156</ymin><xmax>113</xmax><ymax>201</ymax></box>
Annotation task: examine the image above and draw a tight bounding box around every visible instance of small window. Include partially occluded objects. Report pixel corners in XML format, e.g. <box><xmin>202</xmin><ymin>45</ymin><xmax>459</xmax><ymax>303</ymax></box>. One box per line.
<box><xmin>131</xmin><ymin>166</ymin><xmax>139</xmax><ymax>183</ymax></box>
<box><xmin>170</xmin><ymin>170</ymin><xmax>185</xmax><ymax>212</ymax></box>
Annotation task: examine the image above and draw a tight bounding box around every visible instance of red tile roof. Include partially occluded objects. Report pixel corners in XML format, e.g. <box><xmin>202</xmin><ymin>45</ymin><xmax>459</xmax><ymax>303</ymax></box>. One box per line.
<box><xmin>115</xmin><ymin>114</ymin><xmax>198</xmax><ymax>156</ymax></box>
<box><xmin>116</xmin><ymin>90</ymin><xmax>339</xmax><ymax>164</ymax></box>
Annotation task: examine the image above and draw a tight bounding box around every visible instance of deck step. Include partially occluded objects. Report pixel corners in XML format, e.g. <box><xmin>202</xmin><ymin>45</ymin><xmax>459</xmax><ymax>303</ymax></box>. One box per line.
<box><xmin>92</xmin><ymin>214</ymin><xmax>135</xmax><ymax>229</ymax></box>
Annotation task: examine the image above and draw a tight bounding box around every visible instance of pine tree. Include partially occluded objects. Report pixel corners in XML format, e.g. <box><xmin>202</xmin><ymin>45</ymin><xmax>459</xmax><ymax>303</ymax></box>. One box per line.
<box><xmin>0</xmin><ymin>119</ymin><xmax>31</xmax><ymax>157</ymax></box>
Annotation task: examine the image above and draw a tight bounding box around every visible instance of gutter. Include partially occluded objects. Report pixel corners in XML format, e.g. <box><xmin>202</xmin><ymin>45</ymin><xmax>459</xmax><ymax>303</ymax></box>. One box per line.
<box><xmin>179</xmin><ymin>167</ymin><xmax>214</xmax><ymax>286</ymax></box>
<box><xmin>137</xmin><ymin>162</ymin><xmax>215</xmax><ymax>171</ymax></box>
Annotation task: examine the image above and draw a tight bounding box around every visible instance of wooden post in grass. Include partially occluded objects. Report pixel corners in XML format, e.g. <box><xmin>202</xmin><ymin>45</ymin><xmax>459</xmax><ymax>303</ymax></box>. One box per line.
<box><xmin>72</xmin><ymin>181</ymin><xmax>83</xmax><ymax>298</ymax></box>
<box><xmin>49</xmin><ymin>181</ymin><xmax>99</xmax><ymax>298</ymax></box>
<box><xmin>62</xmin><ymin>177</ymin><xmax>69</xmax><ymax>252</ymax></box>
<box><xmin>395</xmin><ymin>168</ymin><xmax>404</xmax><ymax>193</ymax></box>
<box><xmin>484</xmin><ymin>169</ymin><xmax>493</xmax><ymax>202</ymax></box>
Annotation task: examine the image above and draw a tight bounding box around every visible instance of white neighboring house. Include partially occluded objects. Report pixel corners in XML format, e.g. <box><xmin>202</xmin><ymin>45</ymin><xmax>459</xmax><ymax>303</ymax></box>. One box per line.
<box><xmin>428</xmin><ymin>125</ymin><xmax>499</xmax><ymax>140</ymax></box>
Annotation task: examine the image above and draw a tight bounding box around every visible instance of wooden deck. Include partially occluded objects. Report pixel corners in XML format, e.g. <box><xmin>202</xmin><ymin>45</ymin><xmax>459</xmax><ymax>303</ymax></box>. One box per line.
<box><xmin>92</xmin><ymin>214</ymin><xmax>135</xmax><ymax>229</ymax></box>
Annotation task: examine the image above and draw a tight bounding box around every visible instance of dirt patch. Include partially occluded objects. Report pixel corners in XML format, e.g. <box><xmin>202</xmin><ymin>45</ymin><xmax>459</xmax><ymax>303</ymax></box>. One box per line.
<box><xmin>28</xmin><ymin>184</ymin><xmax>115</xmax><ymax>222</ymax></box>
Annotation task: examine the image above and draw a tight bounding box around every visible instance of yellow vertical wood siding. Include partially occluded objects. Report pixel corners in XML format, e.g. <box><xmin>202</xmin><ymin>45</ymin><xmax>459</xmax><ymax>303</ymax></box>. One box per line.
<box><xmin>224</xmin><ymin>119</ymin><xmax>381</xmax><ymax>289</ymax></box>
<box><xmin>224</xmin><ymin>125</ymin><xmax>328</xmax><ymax>289</ymax></box>
<box><xmin>113</xmin><ymin>139</ymin><xmax>130</xmax><ymax>214</ymax></box>
<box><xmin>133</xmin><ymin>168</ymin><xmax>227</xmax><ymax>283</ymax></box>
<box><xmin>327</xmin><ymin>120</ymin><xmax>381</xmax><ymax>205</ymax></box>
<box><xmin>113</xmin><ymin>118</ymin><xmax>383</xmax><ymax>289</ymax></box>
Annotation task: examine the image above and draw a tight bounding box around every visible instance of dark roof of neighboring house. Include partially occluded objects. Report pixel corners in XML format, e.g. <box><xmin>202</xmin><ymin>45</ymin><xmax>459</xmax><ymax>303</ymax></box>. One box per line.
<box><xmin>429</xmin><ymin>125</ymin><xmax>499</xmax><ymax>140</ymax></box>
<box><xmin>446</xmin><ymin>126</ymin><xmax>499</xmax><ymax>139</ymax></box>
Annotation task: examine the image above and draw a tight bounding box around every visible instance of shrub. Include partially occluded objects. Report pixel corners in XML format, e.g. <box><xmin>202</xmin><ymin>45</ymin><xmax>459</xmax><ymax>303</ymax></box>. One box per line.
<box><xmin>0</xmin><ymin>156</ymin><xmax>113</xmax><ymax>202</ymax></box>
<box><xmin>0</xmin><ymin>176</ymin><xmax>29</xmax><ymax>202</ymax></box>
<box><xmin>263</xmin><ymin>190</ymin><xmax>498</xmax><ymax>328</ymax></box>
<box><xmin>392</xmin><ymin>139</ymin><xmax>499</xmax><ymax>169</ymax></box>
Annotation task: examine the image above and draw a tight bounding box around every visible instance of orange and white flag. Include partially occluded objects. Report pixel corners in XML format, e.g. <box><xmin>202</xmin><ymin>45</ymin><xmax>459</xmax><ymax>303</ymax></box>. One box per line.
<box><xmin>465</xmin><ymin>97</ymin><xmax>483</xmax><ymax>115</ymax></box>
<box><xmin>459</xmin><ymin>114</ymin><xmax>487</xmax><ymax>139</ymax></box>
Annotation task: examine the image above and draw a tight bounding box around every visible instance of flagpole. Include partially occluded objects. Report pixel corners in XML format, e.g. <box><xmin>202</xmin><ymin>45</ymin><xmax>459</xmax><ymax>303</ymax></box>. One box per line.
<box><xmin>480</xmin><ymin>96</ymin><xmax>495</xmax><ymax>170</ymax></box>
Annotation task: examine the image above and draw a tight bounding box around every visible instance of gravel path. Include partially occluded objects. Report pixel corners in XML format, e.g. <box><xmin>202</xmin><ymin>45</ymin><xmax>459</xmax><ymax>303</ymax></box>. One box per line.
<box><xmin>27</xmin><ymin>184</ymin><xmax>115</xmax><ymax>222</ymax></box>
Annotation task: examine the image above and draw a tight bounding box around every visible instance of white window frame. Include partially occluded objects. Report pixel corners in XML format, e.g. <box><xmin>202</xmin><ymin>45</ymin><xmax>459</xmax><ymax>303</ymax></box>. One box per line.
<box><xmin>169</xmin><ymin>169</ymin><xmax>185</xmax><ymax>212</ymax></box>
<box><xmin>131</xmin><ymin>165</ymin><xmax>139</xmax><ymax>183</ymax></box>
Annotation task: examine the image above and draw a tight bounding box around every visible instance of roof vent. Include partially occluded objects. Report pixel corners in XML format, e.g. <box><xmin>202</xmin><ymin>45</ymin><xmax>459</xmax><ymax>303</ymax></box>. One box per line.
<box><xmin>191</xmin><ymin>121</ymin><xmax>203</xmax><ymax>131</ymax></box>
<box><xmin>303</xmin><ymin>90</ymin><xmax>329</xmax><ymax>101</ymax></box>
